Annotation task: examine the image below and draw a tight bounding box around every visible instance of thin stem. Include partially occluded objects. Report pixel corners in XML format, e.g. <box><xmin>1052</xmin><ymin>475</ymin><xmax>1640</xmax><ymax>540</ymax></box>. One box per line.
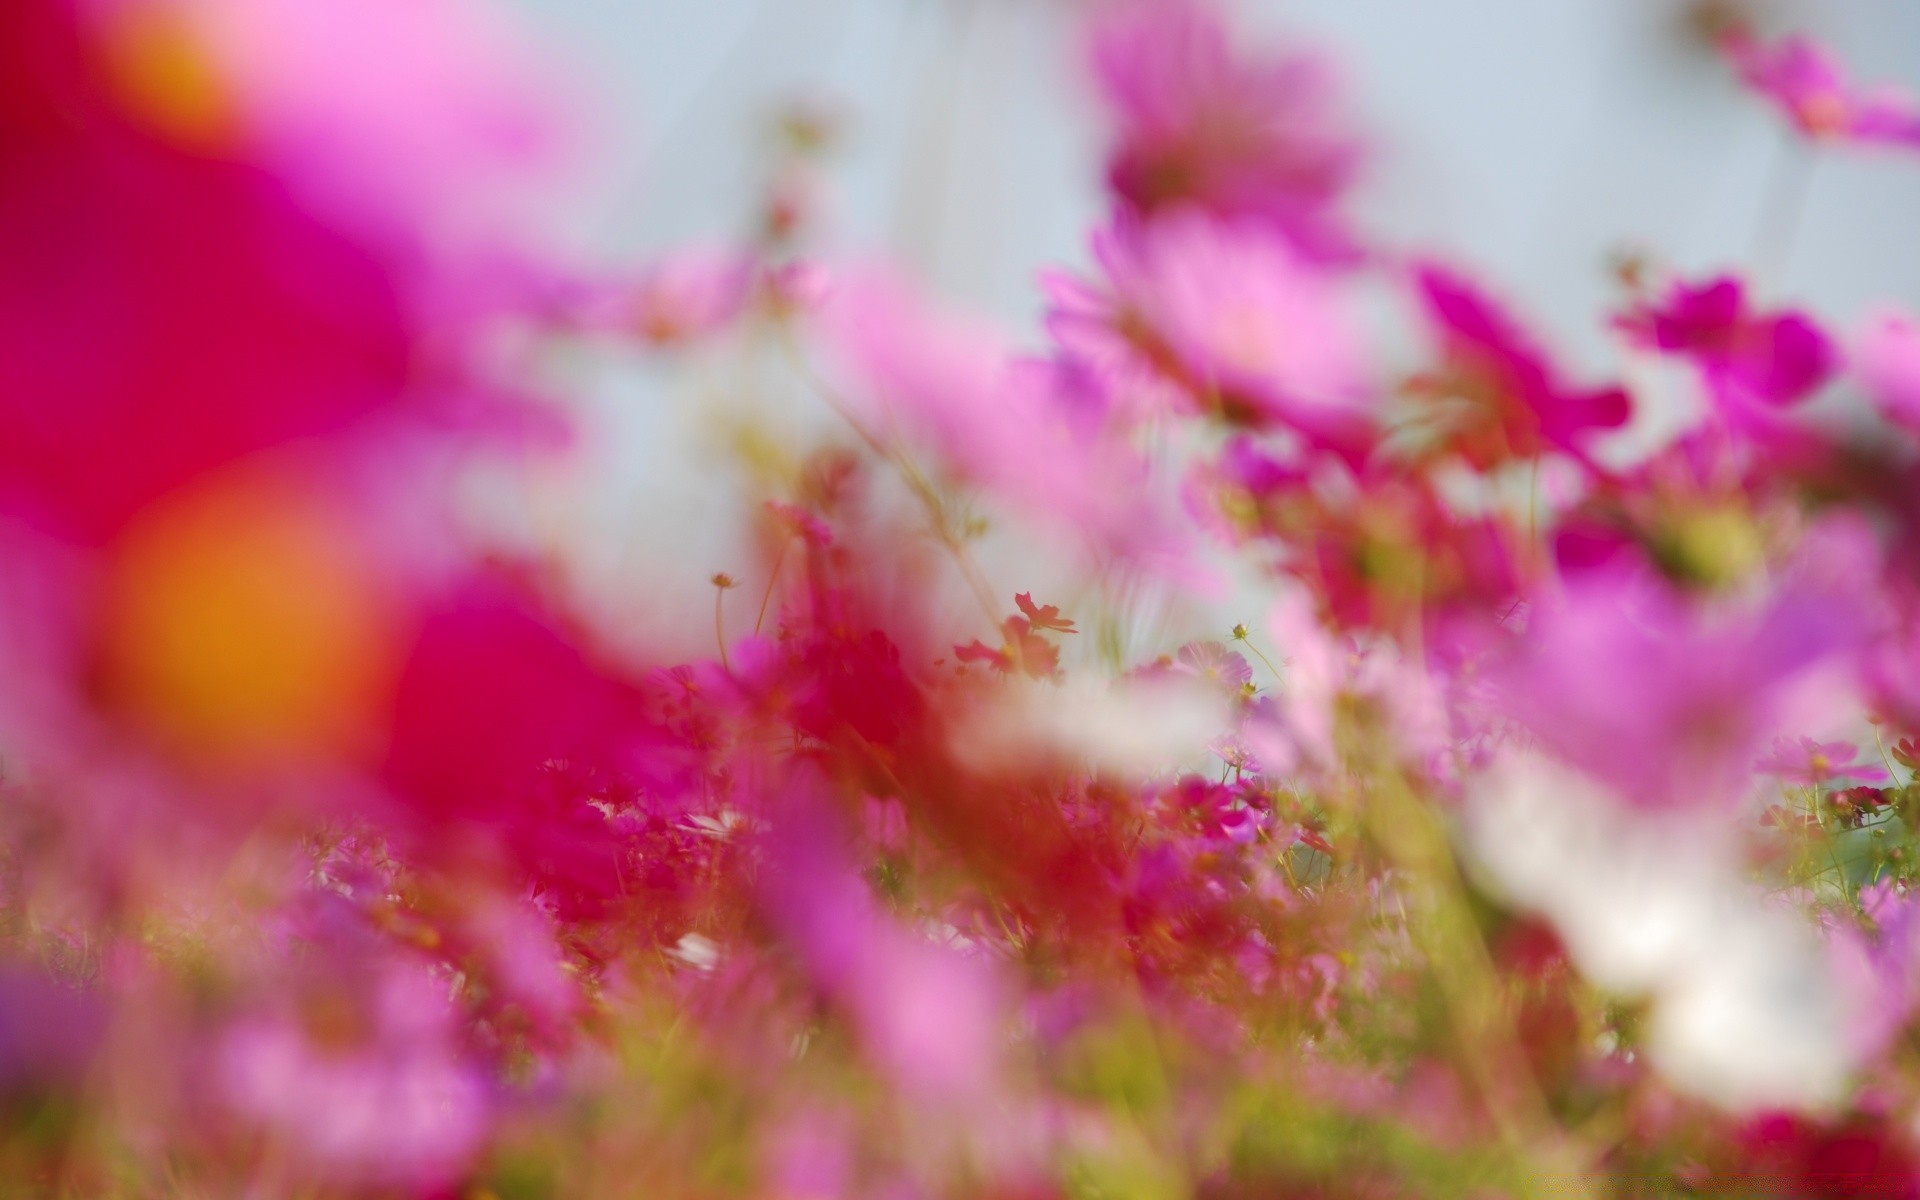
<box><xmin>778</xmin><ymin>327</ymin><xmax>1003</xmax><ymax>629</ymax></box>
<box><xmin>756</xmin><ymin>540</ymin><xmax>790</xmax><ymax>637</ymax></box>
<box><xmin>1527</xmin><ymin>454</ymin><xmax>1542</xmax><ymax>548</ymax></box>
<box><xmin>1874</xmin><ymin>726</ymin><xmax>1902</xmax><ymax>782</ymax></box>
<box><xmin>714</xmin><ymin>584</ymin><xmax>733</xmax><ymax>675</ymax></box>
<box><xmin>1357</xmin><ymin>751</ymin><xmax>1600</xmax><ymax>1198</ymax></box>
<box><xmin>1750</xmin><ymin>133</ymin><xmax>1815</xmax><ymax>285</ymax></box>
<box><xmin>1233</xmin><ymin>627</ymin><xmax>1285</xmax><ymax>687</ymax></box>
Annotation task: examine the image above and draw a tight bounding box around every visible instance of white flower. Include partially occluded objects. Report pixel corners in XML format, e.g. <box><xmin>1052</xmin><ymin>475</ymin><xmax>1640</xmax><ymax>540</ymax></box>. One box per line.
<box><xmin>1465</xmin><ymin>752</ymin><xmax>1855</xmax><ymax>1112</ymax></box>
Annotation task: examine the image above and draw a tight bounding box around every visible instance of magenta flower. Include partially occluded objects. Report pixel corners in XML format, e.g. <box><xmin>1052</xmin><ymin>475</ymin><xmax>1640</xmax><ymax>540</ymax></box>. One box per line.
<box><xmin>1047</xmin><ymin>213</ymin><xmax>1374</xmax><ymax>459</ymax></box>
<box><xmin>1754</xmin><ymin>736</ymin><xmax>1890</xmax><ymax>786</ymax></box>
<box><xmin>1617</xmin><ymin>275</ymin><xmax>1836</xmax><ymax>434</ymax></box>
<box><xmin>1856</xmin><ymin>307</ymin><xmax>1920</xmax><ymax>435</ymax></box>
<box><xmin>1412</xmin><ymin>264</ymin><xmax>1631</xmax><ymax>469</ymax></box>
<box><xmin>1722</xmin><ymin>29</ymin><xmax>1920</xmax><ymax>150</ymax></box>
<box><xmin>0</xmin><ymin>71</ymin><xmax>413</xmax><ymax>542</ymax></box>
<box><xmin>1087</xmin><ymin>0</ymin><xmax>1361</xmax><ymax>257</ymax></box>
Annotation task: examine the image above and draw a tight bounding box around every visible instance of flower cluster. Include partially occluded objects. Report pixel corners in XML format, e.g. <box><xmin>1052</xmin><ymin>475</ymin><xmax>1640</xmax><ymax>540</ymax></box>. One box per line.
<box><xmin>6</xmin><ymin>0</ymin><xmax>1920</xmax><ymax>1196</ymax></box>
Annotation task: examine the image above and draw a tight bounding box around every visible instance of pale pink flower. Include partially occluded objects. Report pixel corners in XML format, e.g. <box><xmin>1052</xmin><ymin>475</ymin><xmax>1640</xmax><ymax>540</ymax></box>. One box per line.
<box><xmin>628</xmin><ymin>247</ymin><xmax>755</xmax><ymax>348</ymax></box>
<box><xmin>1856</xmin><ymin>307</ymin><xmax>1920</xmax><ymax>435</ymax></box>
<box><xmin>1174</xmin><ymin>640</ymin><xmax>1253</xmax><ymax>691</ymax></box>
<box><xmin>1047</xmin><ymin>213</ymin><xmax>1373</xmax><ymax>459</ymax></box>
<box><xmin>1828</xmin><ymin>881</ymin><xmax>1920</xmax><ymax>1060</ymax></box>
<box><xmin>1754</xmin><ymin>736</ymin><xmax>1889</xmax><ymax>786</ymax></box>
<box><xmin>218</xmin><ymin>960</ymin><xmax>489</xmax><ymax>1190</ymax></box>
<box><xmin>1488</xmin><ymin>563</ymin><xmax>1861</xmax><ymax>810</ymax></box>
<box><xmin>156</xmin><ymin>0</ymin><xmax>571</xmax><ymax>234</ymax></box>
<box><xmin>818</xmin><ymin>268</ymin><xmax>1196</xmax><ymax>577</ymax></box>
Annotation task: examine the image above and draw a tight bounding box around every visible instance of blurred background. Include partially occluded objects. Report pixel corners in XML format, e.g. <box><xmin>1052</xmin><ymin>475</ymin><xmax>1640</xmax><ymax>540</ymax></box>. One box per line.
<box><xmin>495</xmin><ymin>0</ymin><xmax>1920</xmax><ymax>651</ymax></box>
<box><xmin>523</xmin><ymin>0</ymin><xmax>1920</xmax><ymax>339</ymax></box>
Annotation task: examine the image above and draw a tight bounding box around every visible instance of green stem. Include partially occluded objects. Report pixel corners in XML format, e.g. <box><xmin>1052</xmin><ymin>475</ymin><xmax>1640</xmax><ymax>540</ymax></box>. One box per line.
<box><xmin>756</xmin><ymin>540</ymin><xmax>790</xmax><ymax>637</ymax></box>
<box><xmin>715</xmin><ymin>584</ymin><xmax>733</xmax><ymax>674</ymax></box>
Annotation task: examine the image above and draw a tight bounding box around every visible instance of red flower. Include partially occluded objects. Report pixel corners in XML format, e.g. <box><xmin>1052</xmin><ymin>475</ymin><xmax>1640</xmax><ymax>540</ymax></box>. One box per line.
<box><xmin>1014</xmin><ymin>592</ymin><xmax>1077</xmax><ymax>634</ymax></box>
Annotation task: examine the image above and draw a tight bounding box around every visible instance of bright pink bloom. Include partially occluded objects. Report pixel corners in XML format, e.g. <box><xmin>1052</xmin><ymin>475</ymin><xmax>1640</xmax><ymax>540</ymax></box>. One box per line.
<box><xmin>1754</xmin><ymin>736</ymin><xmax>1890</xmax><ymax>786</ymax></box>
<box><xmin>1412</xmin><ymin>264</ymin><xmax>1631</xmax><ymax>469</ymax></box>
<box><xmin>377</xmin><ymin>576</ymin><xmax>668</xmax><ymax>918</ymax></box>
<box><xmin>1047</xmin><ymin>213</ymin><xmax>1374</xmax><ymax>459</ymax></box>
<box><xmin>1087</xmin><ymin>0</ymin><xmax>1361</xmax><ymax>257</ymax></box>
<box><xmin>1856</xmin><ymin>307</ymin><xmax>1920</xmax><ymax>435</ymax></box>
<box><xmin>0</xmin><ymin>16</ymin><xmax>413</xmax><ymax>542</ymax></box>
<box><xmin>1722</xmin><ymin>29</ymin><xmax>1920</xmax><ymax>150</ymax></box>
<box><xmin>1618</xmin><ymin>276</ymin><xmax>1836</xmax><ymax>433</ymax></box>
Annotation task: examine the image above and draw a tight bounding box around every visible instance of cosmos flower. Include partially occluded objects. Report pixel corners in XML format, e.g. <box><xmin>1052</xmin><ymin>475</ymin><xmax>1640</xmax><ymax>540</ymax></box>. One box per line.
<box><xmin>217</xmin><ymin>956</ymin><xmax>491</xmax><ymax>1191</ymax></box>
<box><xmin>1754</xmin><ymin>736</ymin><xmax>1890</xmax><ymax>786</ymax></box>
<box><xmin>1617</xmin><ymin>275</ymin><xmax>1837</xmax><ymax>435</ymax></box>
<box><xmin>1722</xmin><ymin>28</ymin><xmax>1920</xmax><ymax>150</ymax></box>
<box><xmin>818</xmin><ymin>268</ymin><xmax>1197</xmax><ymax>577</ymax></box>
<box><xmin>1486</xmin><ymin>562</ymin><xmax>1860</xmax><ymax>810</ymax></box>
<box><xmin>1856</xmin><ymin>306</ymin><xmax>1920</xmax><ymax>435</ymax></box>
<box><xmin>1087</xmin><ymin>0</ymin><xmax>1362</xmax><ymax>257</ymax></box>
<box><xmin>1046</xmin><ymin>212</ymin><xmax>1374</xmax><ymax>459</ymax></box>
<box><xmin>626</xmin><ymin>246</ymin><xmax>755</xmax><ymax>348</ymax></box>
<box><xmin>1410</xmin><ymin>263</ymin><xmax>1631</xmax><ymax>470</ymax></box>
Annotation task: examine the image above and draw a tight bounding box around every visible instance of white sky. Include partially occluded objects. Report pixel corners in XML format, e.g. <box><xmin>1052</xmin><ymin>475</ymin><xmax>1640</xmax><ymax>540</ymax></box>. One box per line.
<box><xmin>497</xmin><ymin>0</ymin><xmax>1920</xmax><ymax>657</ymax></box>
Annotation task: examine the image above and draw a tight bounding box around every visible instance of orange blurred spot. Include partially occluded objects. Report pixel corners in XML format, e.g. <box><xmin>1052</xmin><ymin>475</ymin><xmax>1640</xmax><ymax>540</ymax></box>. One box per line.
<box><xmin>101</xmin><ymin>471</ymin><xmax>401</xmax><ymax>766</ymax></box>
<box><xmin>97</xmin><ymin>1</ymin><xmax>239</xmax><ymax>149</ymax></box>
<box><xmin>1794</xmin><ymin>91</ymin><xmax>1851</xmax><ymax>138</ymax></box>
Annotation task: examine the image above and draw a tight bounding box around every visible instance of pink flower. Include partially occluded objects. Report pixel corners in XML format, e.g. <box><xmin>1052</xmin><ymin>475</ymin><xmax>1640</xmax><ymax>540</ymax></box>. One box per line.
<box><xmin>762</xmin><ymin>783</ymin><xmax>1007</xmax><ymax>1107</ymax></box>
<box><xmin>1856</xmin><ymin>307</ymin><xmax>1920</xmax><ymax>435</ymax></box>
<box><xmin>217</xmin><ymin>958</ymin><xmax>489</xmax><ymax>1190</ymax></box>
<box><xmin>1754</xmin><ymin>736</ymin><xmax>1890</xmax><ymax>786</ymax></box>
<box><xmin>1174</xmin><ymin>640</ymin><xmax>1254</xmax><ymax>691</ymax></box>
<box><xmin>1722</xmin><ymin>29</ymin><xmax>1920</xmax><ymax>150</ymax></box>
<box><xmin>1488</xmin><ymin>564</ymin><xmax>1860</xmax><ymax>810</ymax></box>
<box><xmin>1047</xmin><ymin>213</ymin><xmax>1374</xmax><ymax>460</ymax></box>
<box><xmin>818</xmin><ymin>268</ymin><xmax>1196</xmax><ymax>577</ymax></box>
<box><xmin>1828</xmin><ymin>880</ymin><xmax>1920</xmax><ymax>1060</ymax></box>
<box><xmin>1087</xmin><ymin>0</ymin><xmax>1361</xmax><ymax>257</ymax></box>
<box><xmin>627</xmin><ymin>247</ymin><xmax>754</xmax><ymax>348</ymax></box>
<box><xmin>0</xmin><ymin>62</ymin><xmax>414</xmax><ymax>541</ymax></box>
<box><xmin>1617</xmin><ymin>275</ymin><xmax>1836</xmax><ymax>433</ymax></box>
<box><xmin>1412</xmin><ymin>263</ymin><xmax>1631</xmax><ymax>470</ymax></box>
<box><xmin>152</xmin><ymin>0</ymin><xmax>570</xmax><ymax>234</ymax></box>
